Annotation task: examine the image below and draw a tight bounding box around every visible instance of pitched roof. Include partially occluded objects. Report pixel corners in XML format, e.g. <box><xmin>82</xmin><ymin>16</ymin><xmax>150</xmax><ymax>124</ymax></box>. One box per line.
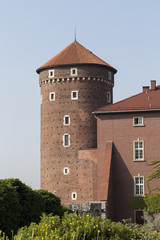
<box><xmin>37</xmin><ymin>41</ymin><xmax>117</xmax><ymax>73</ymax></box>
<box><xmin>94</xmin><ymin>85</ymin><xmax>160</xmax><ymax>114</ymax></box>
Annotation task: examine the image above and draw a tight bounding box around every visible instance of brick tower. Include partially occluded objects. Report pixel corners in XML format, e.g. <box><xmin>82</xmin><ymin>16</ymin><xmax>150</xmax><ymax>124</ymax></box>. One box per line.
<box><xmin>36</xmin><ymin>41</ymin><xmax>117</xmax><ymax>205</ymax></box>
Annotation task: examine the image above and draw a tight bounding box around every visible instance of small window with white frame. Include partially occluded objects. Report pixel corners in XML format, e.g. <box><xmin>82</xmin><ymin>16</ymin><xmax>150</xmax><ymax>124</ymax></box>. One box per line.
<box><xmin>71</xmin><ymin>68</ymin><xmax>77</xmax><ymax>76</ymax></box>
<box><xmin>134</xmin><ymin>176</ymin><xmax>144</xmax><ymax>196</ymax></box>
<box><xmin>48</xmin><ymin>69</ymin><xmax>54</xmax><ymax>78</ymax></box>
<box><xmin>63</xmin><ymin>134</ymin><xmax>70</xmax><ymax>147</ymax></box>
<box><xmin>49</xmin><ymin>92</ymin><xmax>55</xmax><ymax>101</ymax></box>
<box><xmin>107</xmin><ymin>92</ymin><xmax>111</xmax><ymax>103</ymax></box>
<box><xmin>71</xmin><ymin>192</ymin><xmax>77</xmax><ymax>200</ymax></box>
<box><xmin>133</xmin><ymin>117</ymin><xmax>144</xmax><ymax>126</ymax></box>
<box><xmin>63</xmin><ymin>167</ymin><xmax>69</xmax><ymax>175</ymax></box>
<box><xmin>63</xmin><ymin>115</ymin><xmax>70</xmax><ymax>125</ymax></box>
<box><xmin>71</xmin><ymin>90</ymin><xmax>78</xmax><ymax>100</ymax></box>
<box><xmin>133</xmin><ymin>140</ymin><xmax>144</xmax><ymax>161</ymax></box>
<box><xmin>108</xmin><ymin>71</ymin><xmax>112</xmax><ymax>80</ymax></box>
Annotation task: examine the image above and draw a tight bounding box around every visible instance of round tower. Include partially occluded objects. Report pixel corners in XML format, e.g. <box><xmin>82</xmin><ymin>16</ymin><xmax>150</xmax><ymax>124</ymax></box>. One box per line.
<box><xmin>36</xmin><ymin>41</ymin><xmax>117</xmax><ymax>205</ymax></box>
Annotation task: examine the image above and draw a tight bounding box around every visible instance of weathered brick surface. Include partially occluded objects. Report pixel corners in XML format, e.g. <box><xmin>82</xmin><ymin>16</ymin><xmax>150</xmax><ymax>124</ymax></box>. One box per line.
<box><xmin>97</xmin><ymin>112</ymin><xmax>160</xmax><ymax>221</ymax></box>
<box><xmin>39</xmin><ymin>65</ymin><xmax>115</xmax><ymax>205</ymax></box>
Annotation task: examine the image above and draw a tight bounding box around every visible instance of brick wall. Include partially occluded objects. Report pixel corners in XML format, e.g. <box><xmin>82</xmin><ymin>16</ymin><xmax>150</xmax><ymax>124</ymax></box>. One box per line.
<box><xmin>39</xmin><ymin>64</ymin><xmax>115</xmax><ymax>205</ymax></box>
<box><xmin>97</xmin><ymin>112</ymin><xmax>160</xmax><ymax>221</ymax></box>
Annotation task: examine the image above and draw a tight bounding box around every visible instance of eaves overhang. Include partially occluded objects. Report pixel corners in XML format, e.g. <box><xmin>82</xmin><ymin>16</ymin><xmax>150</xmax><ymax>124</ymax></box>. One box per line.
<box><xmin>36</xmin><ymin>63</ymin><xmax>117</xmax><ymax>74</ymax></box>
<box><xmin>93</xmin><ymin>108</ymin><xmax>160</xmax><ymax>115</ymax></box>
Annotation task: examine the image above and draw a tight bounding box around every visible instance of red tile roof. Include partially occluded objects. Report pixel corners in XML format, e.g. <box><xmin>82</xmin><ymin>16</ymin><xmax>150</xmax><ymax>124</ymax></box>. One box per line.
<box><xmin>94</xmin><ymin>85</ymin><xmax>160</xmax><ymax>114</ymax></box>
<box><xmin>37</xmin><ymin>41</ymin><xmax>117</xmax><ymax>73</ymax></box>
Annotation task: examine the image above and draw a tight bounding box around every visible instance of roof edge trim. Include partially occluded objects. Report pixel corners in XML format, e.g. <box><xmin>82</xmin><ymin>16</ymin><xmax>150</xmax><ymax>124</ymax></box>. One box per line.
<box><xmin>93</xmin><ymin>109</ymin><xmax>160</xmax><ymax>115</ymax></box>
<box><xmin>36</xmin><ymin>63</ymin><xmax>117</xmax><ymax>74</ymax></box>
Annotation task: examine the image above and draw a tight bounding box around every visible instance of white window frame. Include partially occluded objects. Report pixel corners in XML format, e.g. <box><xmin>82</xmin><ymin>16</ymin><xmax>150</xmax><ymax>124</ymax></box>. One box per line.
<box><xmin>71</xmin><ymin>192</ymin><xmax>77</xmax><ymax>200</ymax></box>
<box><xmin>70</xmin><ymin>68</ymin><xmax>78</xmax><ymax>76</ymax></box>
<box><xmin>134</xmin><ymin>176</ymin><xmax>144</xmax><ymax>197</ymax></box>
<box><xmin>63</xmin><ymin>115</ymin><xmax>70</xmax><ymax>125</ymax></box>
<box><xmin>71</xmin><ymin>90</ymin><xmax>78</xmax><ymax>100</ymax></box>
<box><xmin>133</xmin><ymin>140</ymin><xmax>144</xmax><ymax>161</ymax></box>
<box><xmin>108</xmin><ymin>71</ymin><xmax>112</xmax><ymax>80</ymax></box>
<box><xmin>48</xmin><ymin>69</ymin><xmax>54</xmax><ymax>78</ymax></box>
<box><xmin>40</xmin><ymin>95</ymin><xmax>42</xmax><ymax>104</ymax></box>
<box><xmin>49</xmin><ymin>92</ymin><xmax>55</xmax><ymax>101</ymax></box>
<box><xmin>63</xmin><ymin>167</ymin><xmax>69</xmax><ymax>175</ymax></box>
<box><xmin>63</xmin><ymin>134</ymin><xmax>70</xmax><ymax>147</ymax></box>
<box><xmin>133</xmin><ymin>117</ymin><xmax>144</xmax><ymax>126</ymax></box>
<box><xmin>107</xmin><ymin>92</ymin><xmax>111</xmax><ymax>103</ymax></box>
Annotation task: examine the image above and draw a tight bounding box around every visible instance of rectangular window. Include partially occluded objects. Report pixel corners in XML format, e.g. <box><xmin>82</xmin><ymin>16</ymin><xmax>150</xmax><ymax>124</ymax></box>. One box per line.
<box><xmin>134</xmin><ymin>140</ymin><xmax>144</xmax><ymax>161</ymax></box>
<box><xmin>63</xmin><ymin>134</ymin><xmax>70</xmax><ymax>147</ymax></box>
<box><xmin>49</xmin><ymin>92</ymin><xmax>55</xmax><ymax>101</ymax></box>
<box><xmin>107</xmin><ymin>92</ymin><xmax>111</xmax><ymax>103</ymax></box>
<box><xmin>133</xmin><ymin>117</ymin><xmax>144</xmax><ymax>126</ymax></box>
<box><xmin>71</xmin><ymin>90</ymin><xmax>78</xmax><ymax>100</ymax></box>
<box><xmin>108</xmin><ymin>71</ymin><xmax>112</xmax><ymax>80</ymax></box>
<box><xmin>63</xmin><ymin>167</ymin><xmax>69</xmax><ymax>175</ymax></box>
<box><xmin>49</xmin><ymin>70</ymin><xmax>54</xmax><ymax>78</ymax></box>
<box><xmin>134</xmin><ymin>210</ymin><xmax>144</xmax><ymax>224</ymax></box>
<box><xmin>64</xmin><ymin>115</ymin><xmax>70</xmax><ymax>125</ymax></box>
<box><xmin>71</xmin><ymin>68</ymin><xmax>77</xmax><ymax>76</ymax></box>
<box><xmin>134</xmin><ymin>176</ymin><xmax>144</xmax><ymax>196</ymax></box>
<box><xmin>71</xmin><ymin>192</ymin><xmax>77</xmax><ymax>200</ymax></box>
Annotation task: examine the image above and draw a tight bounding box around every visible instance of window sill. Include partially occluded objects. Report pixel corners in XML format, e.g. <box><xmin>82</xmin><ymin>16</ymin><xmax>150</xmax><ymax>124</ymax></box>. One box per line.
<box><xmin>134</xmin><ymin>195</ymin><xmax>144</xmax><ymax>198</ymax></box>
<box><xmin>133</xmin><ymin>124</ymin><xmax>145</xmax><ymax>127</ymax></box>
<box><xmin>133</xmin><ymin>159</ymin><xmax>146</xmax><ymax>162</ymax></box>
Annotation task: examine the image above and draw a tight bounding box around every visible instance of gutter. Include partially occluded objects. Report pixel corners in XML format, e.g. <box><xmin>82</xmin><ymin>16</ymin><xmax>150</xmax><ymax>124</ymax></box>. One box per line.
<box><xmin>93</xmin><ymin>109</ymin><xmax>160</xmax><ymax>115</ymax></box>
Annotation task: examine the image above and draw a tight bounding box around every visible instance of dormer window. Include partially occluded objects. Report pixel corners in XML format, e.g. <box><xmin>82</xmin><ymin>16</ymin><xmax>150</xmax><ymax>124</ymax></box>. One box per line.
<box><xmin>49</xmin><ymin>70</ymin><xmax>54</xmax><ymax>78</ymax></box>
<box><xmin>133</xmin><ymin>117</ymin><xmax>144</xmax><ymax>126</ymax></box>
<box><xmin>71</xmin><ymin>68</ymin><xmax>77</xmax><ymax>76</ymax></box>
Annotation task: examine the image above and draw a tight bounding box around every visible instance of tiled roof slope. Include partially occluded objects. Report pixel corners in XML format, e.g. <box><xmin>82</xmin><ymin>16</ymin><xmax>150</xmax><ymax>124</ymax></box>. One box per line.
<box><xmin>37</xmin><ymin>41</ymin><xmax>117</xmax><ymax>73</ymax></box>
<box><xmin>95</xmin><ymin>85</ymin><xmax>160</xmax><ymax>114</ymax></box>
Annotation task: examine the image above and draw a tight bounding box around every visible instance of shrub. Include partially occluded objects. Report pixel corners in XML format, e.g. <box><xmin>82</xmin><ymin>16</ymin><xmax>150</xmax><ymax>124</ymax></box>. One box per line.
<box><xmin>13</xmin><ymin>213</ymin><xmax>144</xmax><ymax>240</ymax></box>
<box><xmin>0</xmin><ymin>179</ymin><xmax>68</xmax><ymax>238</ymax></box>
<box><xmin>130</xmin><ymin>193</ymin><xmax>160</xmax><ymax>213</ymax></box>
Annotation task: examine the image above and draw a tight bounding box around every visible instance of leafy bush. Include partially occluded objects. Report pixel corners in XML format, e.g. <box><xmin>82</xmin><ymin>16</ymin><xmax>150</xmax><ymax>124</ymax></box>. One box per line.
<box><xmin>130</xmin><ymin>193</ymin><xmax>160</xmax><ymax>213</ymax></box>
<box><xmin>0</xmin><ymin>179</ymin><xmax>68</xmax><ymax>238</ymax></box>
<box><xmin>13</xmin><ymin>213</ymin><xmax>160</xmax><ymax>240</ymax></box>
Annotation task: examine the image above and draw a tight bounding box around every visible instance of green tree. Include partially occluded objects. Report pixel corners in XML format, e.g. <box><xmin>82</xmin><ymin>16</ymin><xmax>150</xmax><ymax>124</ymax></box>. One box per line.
<box><xmin>147</xmin><ymin>160</ymin><xmax>160</xmax><ymax>193</ymax></box>
<box><xmin>0</xmin><ymin>178</ymin><xmax>67</xmax><ymax>238</ymax></box>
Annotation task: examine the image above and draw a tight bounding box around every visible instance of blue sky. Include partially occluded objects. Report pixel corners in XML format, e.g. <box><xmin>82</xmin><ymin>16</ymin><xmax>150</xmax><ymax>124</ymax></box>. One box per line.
<box><xmin>0</xmin><ymin>0</ymin><xmax>160</xmax><ymax>189</ymax></box>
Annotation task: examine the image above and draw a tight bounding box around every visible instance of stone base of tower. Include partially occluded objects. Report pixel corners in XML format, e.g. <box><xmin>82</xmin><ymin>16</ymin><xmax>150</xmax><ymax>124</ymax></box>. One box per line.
<box><xmin>69</xmin><ymin>201</ymin><xmax>108</xmax><ymax>219</ymax></box>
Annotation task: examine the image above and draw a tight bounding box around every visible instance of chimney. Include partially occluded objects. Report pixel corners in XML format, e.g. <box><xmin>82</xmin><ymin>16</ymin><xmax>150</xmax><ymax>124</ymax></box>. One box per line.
<box><xmin>143</xmin><ymin>86</ymin><xmax>149</xmax><ymax>92</ymax></box>
<box><xmin>151</xmin><ymin>80</ymin><xmax>156</xmax><ymax>91</ymax></box>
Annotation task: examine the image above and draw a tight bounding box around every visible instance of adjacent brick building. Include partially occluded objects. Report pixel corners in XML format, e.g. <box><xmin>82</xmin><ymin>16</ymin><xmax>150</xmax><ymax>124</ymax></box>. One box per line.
<box><xmin>37</xmin><ymin>41</ymin><xmax>159</xmax><ymax>222</ymax></box>
<box><xmin>94</xmin><ymin>80</ymin><xmax>160</xmax><ymax>222</ymax></box>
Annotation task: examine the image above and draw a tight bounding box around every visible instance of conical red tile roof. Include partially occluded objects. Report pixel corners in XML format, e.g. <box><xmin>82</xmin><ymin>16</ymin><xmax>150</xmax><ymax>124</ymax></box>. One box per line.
<box><xmin>37</xmin><ymin>41</ymin><xmax>117</xmax><ymax>73</ymax></box>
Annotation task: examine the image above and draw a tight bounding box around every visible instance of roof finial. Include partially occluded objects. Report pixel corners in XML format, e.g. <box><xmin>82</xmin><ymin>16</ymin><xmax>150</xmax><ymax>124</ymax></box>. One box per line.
<box><xmin>74</xmin><ymin>27</ymin><xmax>77</xmax><ymax>41</ymax></box>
